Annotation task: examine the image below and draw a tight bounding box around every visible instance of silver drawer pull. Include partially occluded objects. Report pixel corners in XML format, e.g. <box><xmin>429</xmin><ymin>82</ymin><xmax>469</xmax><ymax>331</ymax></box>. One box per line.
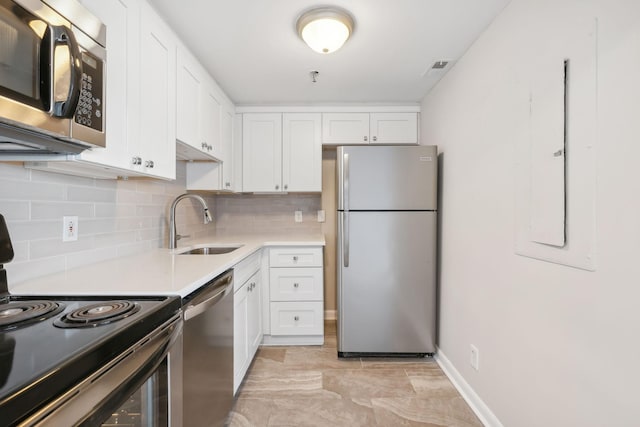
<box><xmin>294</xmin><ymin>316</ymin><xmax>299</xmax><ymax>321</ymax></box>
<box><xmin>293</xmin><ymin>283</ymin><xmax>299</xmax><ymax>288</ymax></box>
<box><xmin>292</xmin><ymin>256</ymin><xmax>298</xmax><ymax>262</ymax></box>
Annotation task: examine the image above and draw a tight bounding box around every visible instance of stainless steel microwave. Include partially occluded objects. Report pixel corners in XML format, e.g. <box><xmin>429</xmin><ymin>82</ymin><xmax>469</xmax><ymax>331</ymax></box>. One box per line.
<box><xmin>0</xmin><ymin>0</ymin><xmax>106</xmax><ymax>155</ymax></box>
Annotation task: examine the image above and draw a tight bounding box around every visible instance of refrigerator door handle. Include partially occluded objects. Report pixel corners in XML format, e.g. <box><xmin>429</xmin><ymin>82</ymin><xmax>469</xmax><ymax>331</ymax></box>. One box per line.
<box><xmin>344</xmin><ymin>212</ymin><xmax>349</xmax><ymax>267</ymax></box>
<box><xmin>343</xmin><ymin>152</ymin><xmax>350</xmax><ymax>212</ymax></box>
<box><xmin>343</xmin><ymin>152</ymin><xmax>350</xmax><ymax>267</ymax></box>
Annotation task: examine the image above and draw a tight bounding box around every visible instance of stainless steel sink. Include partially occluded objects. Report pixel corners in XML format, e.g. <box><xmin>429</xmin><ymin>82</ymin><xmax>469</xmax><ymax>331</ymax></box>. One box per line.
<box><xmin>178</xmin><ymin>245</ymin><xmax>241</xmax><ymax>255</ymax></box>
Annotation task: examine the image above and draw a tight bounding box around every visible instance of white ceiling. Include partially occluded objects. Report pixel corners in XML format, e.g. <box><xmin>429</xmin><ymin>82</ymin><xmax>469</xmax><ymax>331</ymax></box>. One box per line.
<box><xmin>148</xmin><ymin>0</ymin><xmax>511</xmax><ymax>106</ymax></box>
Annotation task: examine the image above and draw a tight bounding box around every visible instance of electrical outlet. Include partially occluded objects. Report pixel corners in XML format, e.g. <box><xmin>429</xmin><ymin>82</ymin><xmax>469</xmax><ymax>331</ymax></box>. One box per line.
<box><xmin>294</xmin><ymin>210</ymin><xmax>303</xmax><ymax>223</ymax></box>
<box><xmin>470</xmin><ymin>344</ymin><xmax>480</xmax><ymax>371</ymax></box>
<box><xmin>62</xmin><ymin>216</ymin><xmax>78</xmax><ymax>242</ymax></box>
<box><xmin>317</xmin><ymin>210</ymin><xmax>325</xmax><ymax>223</ymax></box>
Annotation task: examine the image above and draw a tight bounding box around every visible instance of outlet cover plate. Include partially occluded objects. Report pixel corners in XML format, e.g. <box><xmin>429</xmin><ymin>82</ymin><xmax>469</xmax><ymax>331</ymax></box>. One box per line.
<box><xmin>62</xmin><ymin>216</ymin><xmax>78</xmax><ymax>242</ymax></box>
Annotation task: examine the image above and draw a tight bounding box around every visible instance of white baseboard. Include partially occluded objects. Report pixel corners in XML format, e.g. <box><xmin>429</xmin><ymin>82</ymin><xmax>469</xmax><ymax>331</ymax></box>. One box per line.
<box><xmin>324</xmin><ymin>309</ymin><xmax>336</xmax><ymax>320</ymax></box>
<box><xmin>435</xmin><ymin>349</ymin><xmax>504</xmax><ymax>427</ymax></box>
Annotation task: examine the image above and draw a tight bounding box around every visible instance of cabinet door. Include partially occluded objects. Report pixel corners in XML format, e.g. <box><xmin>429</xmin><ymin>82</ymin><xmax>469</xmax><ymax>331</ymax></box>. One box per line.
<box><xmin>242</xmin><ymin>113</ymin><xmax>282</xmax><ymax>192</ymax></box>
<box><xmin>233</xmin><ymin>284</ymin><xmax>249</xmax><ymax>394</ymax></box>
<box><xmin>282</xmin><ymin>113</ymin><xmax>321</xmax><ymax>192</ymax></box>
<box><xmin>369</xmin><ymin>112</ymin><xmax>418</xmax><ymax>145</ymax></box>
<box><xmin>176</xmin><ymin>48</ymin><xmax>201</xmax><ymax>150</ymax></box>
<box><xmin>247</xmin><ymin>271</ymin><xmax>262</xmax><ymax>357</ymax></box>
<box><xmin>221</xmin><ymin>107</ymin><xmax>234</xmax><ymax>191</ymax></box>
<box><xmin>321</xmin><ymin>113</ymin><xmax>369</xmax><ymax>145</ymax></box>
<box><xmin>78</xmin><ymin>0</ymin><xmax>138</xmax><ymax>171</ymax></box>
<box><xmin>201</xmin><ymin>83</ymin><xmax>222</xmax><ymax>160</ymax></box>
<box><xmin>138</xmin><ymin>1</ymin><xmax>176</xmax><ymax>179</ymax></box>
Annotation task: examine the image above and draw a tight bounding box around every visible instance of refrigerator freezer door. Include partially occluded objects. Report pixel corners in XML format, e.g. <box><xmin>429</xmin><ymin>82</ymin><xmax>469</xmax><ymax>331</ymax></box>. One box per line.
<box><xmin>337</xmin><ymin>211</ymin><xmax>437</xmax><ymax>354</ymax></box>
<box><xmin>337</xmin><ymin>145</ymin><xmax>437</xmax><ymax>211</ymax></box>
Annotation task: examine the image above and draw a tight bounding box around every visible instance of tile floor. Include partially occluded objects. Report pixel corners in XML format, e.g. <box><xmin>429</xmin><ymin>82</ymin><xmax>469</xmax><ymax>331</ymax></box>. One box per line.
<box><xmin>228</xmin><ymin>321</ymin><xmax>482</xmax><ymax>426</ymax></box>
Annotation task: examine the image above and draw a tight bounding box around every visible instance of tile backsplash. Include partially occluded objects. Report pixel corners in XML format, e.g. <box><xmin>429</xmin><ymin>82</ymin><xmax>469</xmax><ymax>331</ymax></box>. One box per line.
<box><xmin>0</xmin><ymin>162</ymin><xmax>215</xmax><ymax>284</ymax></box>
<box><xmin>213</xmin><ymin>193</ymin><xmax>322</xmax><ymax>235</ymax></box>
<box><xmin>0</xmin><ymin>161</ymin><xmax>323</xmax><ymax>285</ymax></box>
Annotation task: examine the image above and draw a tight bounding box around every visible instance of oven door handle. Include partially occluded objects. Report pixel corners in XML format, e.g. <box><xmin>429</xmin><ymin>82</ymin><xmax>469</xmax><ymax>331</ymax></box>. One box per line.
<box><xmin>20</xmin><ymin>315</ymin><xmax>182</xmax><ymax>427</ymax></box>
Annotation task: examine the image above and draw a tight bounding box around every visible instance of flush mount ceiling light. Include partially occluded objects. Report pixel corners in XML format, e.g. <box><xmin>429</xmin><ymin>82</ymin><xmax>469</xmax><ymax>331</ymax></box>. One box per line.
<box><xmin>296</xmin><ymin>7</ymin><xmax>354</xmax><ymax>54</ymax></box>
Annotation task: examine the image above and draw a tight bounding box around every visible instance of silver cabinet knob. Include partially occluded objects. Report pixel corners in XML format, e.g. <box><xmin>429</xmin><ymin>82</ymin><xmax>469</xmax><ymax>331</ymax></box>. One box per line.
<box><xmin>292</xmin><ymin>256</ymin><xmax>298</xmax><ymax>262</ymax></box>
<box><xmin>293</xmin><ymin>283</ymin><xmax>299</xmax><ymax>288</ymax></box>
<box><xmin>201</xmin><ymin>142</ymin><xmax>207</xmax><ymax>149</ymax></box>
<box><xmin>131</xmin><ymin>156</ymin><xmax>142</xmax><ymax>165</ymax></box>
<box><xmin>225</xmin><ymin>182</ymin><xmax>231</xmax><ymax>187</ymax></box>
<box><xmin>284</xmin><ymin>184</ymin><xmax>288</xmax><ymax>190</ymax></box>
<box><xmin>294</xmin><ymin>316</ymin><xmax>299</xmax><ymax>321</ymax></box>
<box><xmin>364</xmin><ymin>136</ymin><xmax>368</xmax><ymax>142</ymax></box>
<box><xmin>275</xmin><ymin>185</ymin><xmax>279</xmax><ymax>190</ymax></box>
<box><xmin>208</xmin><ymin>144</ymin><xmax>213</xmax><ymax>151</ymax></box>
<box><xmin>145</xmin><ymin>160</ymin><xmax>154</xmax><ymax>168</ymax></box>
<box><xmin>372</xmin><ymin>136</ymin><xmax>377</xmax><ymax>142</ymax></box>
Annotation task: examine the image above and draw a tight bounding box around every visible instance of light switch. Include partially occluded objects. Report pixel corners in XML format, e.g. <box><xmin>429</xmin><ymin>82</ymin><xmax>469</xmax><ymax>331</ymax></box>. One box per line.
<box><xmin>317</xmin><ymin>210</ymin><xmax>325</xmax><ymax>223</ymax></box>
<box><xmin>294</xmin><ymin>210</ymin><xmax>303</xmax><ymax>223</ymax></box>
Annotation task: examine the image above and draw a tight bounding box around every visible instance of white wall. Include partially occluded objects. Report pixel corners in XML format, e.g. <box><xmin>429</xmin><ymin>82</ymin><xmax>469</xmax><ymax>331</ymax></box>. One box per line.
<box><xmin>421</xmin><ymin>0</ymin><xmax>640</xmax><ymax>425</ymax></box>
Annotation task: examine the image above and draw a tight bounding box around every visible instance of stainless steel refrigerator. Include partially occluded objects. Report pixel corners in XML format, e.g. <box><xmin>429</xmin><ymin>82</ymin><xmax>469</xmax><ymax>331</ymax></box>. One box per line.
<box><xmin>336</xmin><ymin>145</ymin><xmax>437</xmax><ymax>357</ymax></box>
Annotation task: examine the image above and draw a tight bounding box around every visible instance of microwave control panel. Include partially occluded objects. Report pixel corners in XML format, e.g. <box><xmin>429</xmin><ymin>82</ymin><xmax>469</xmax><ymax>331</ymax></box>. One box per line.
<box><xmin>74</xmin><ymin>52</ymin><xmax>104</xmax><ymax>132</ymax></box>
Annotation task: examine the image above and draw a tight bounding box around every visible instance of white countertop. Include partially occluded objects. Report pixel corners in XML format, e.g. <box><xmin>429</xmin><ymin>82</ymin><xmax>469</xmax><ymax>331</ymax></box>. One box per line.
<box><xmin>9</xmin><ymin>233</ymin><xmax>325</xmax><ymax>298</ymax></box>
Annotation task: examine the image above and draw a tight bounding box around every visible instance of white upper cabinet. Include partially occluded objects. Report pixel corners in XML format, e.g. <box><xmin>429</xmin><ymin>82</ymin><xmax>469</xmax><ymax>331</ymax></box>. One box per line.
<box><xmin>176</xmin><ymin>48</ymin><xmax>205</xmax><ymax>156</ymax></box>
<box><xmin>242</xmin><ymin>113</ymin><xmax>282</xmax><ymax>192</ymax></box>
<box><xmin>138</xmin><ymin>0</ymin><xmax>176</xmax><ymax>179</ymax></box>
<box><xmin>369</xmin><ymin>112</ymin><xmax>418</xmax><ymax>144</ymax></box>
<box><xmin>322</xmin><ymin>112</ymin><xmax>418</xmax><ymax>145</ymax></box>
<box><xmin>282</xmin><ymin>113</ymin><xmax>322</xmax><ymax>192</ymax></box>
<box><xmin>221</xmin><ymin>106</ymin><xmax>235</xmax><ymax>190</ymax></box>
<box><xmin>242</xmin><ymin>113</ymin><xmax>321</xmax><ymax>193</ymax></box>
<box><xmin>74</xmin><ymin>0</ymin><xmax>175</xmax><ymax>179</ymax></box>
<box><xmin>176</xmin><ymin>45</ymin><xmax>227</xmax><ymax>162</ymax></box>
<box><xmin>77</xmin><ymin>0</ymin><xmax>137</xmax><ymax>172</ymax></box>
<box><xmin>201</xmin><ymin>87</ymin><xmax>222</xmax><ymax>160</ymax></box>
<box><xmin>184</xmin><ymin>105</ymin><xmax>236</xmax><ymax>192</ymax></box>
<box><xmin>322</xmin><ymin>113</ymin><xmax>370</xmax><ymax>144</ymax></box>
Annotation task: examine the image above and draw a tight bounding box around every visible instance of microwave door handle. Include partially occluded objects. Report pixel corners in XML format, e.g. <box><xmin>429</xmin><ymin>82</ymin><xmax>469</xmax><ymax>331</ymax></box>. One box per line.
<box><xmin>50</xmin><ymin>25</ymin><xmax>82</xmax><ymax>118</ymax></box>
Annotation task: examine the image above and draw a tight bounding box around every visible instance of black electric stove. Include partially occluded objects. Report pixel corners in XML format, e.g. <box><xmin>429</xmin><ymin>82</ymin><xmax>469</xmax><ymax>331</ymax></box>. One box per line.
<box><xmin>0</xmin><ymin>215</ymin><xmax>181</xmax><ymax>426</ymax></box>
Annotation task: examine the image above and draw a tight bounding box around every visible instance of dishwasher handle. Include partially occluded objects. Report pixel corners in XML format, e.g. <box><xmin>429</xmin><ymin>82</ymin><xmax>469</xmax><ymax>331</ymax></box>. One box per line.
<box><xmin>184</xmin><ymin>271</ymin><xmax>233</xmax><ymax>321</ymax></box>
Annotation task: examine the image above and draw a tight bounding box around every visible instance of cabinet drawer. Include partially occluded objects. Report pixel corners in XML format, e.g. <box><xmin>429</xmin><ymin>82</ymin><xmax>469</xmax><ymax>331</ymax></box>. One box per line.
<box><xmin>269</xmin><ymin>247</ymin><xmax>322</xmax><ymax>268</ymax></box>
<box><xmin>269</xmin><ymin>302</ymin><xmax>324</xmax><ymax>336</ymax></box>
<box><xmin>234</xmin><ymin>250</ymin><xmax>261</xmax><ymax>292</ymax></box>
<box><xmin>270</xmin><ymin>268</ymin><xmax>323</xmax><ymax>301</ymax></box>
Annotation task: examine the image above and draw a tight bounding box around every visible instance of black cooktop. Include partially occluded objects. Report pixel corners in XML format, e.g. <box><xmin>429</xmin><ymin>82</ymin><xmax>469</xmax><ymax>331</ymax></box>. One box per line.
<box><xmin>0</xmin><ymin>294</ymin><xmax>181</xmax><ymax>426</ymax></box>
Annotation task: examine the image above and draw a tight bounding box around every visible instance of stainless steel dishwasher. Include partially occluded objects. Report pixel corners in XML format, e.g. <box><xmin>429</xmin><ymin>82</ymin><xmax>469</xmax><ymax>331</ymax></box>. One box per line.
<box><xmin>182</xmin><ymin>269</ymin><xmax>234</xmax><ymax>427</ymax></box>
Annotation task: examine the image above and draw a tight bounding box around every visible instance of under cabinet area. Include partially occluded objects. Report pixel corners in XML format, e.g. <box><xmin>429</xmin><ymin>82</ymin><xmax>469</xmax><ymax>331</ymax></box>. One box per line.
<box><xmin>263</xmin><ymin>246</ymin><xmax>324</xmax><ymax>345</ymax></box>
<box><xmin>322</xmin><ymin>112</ymin><xmax>419</xmax><ymax>145</ymax></box>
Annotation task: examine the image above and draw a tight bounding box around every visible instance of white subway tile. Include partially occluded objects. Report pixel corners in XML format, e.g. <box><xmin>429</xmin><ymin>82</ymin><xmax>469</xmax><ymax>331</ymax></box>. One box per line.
<box><xmin>67</xmin><ymin>186</ymin><xmax>116</xmax><ymax>203</ymax></box>
<box><xmin>0</xmin><ymin>179</ymin><xmax>66</xmax><ymax>201</ymax></box>
<box><xmin>31</xmin><ymin>201</ymin><xmax>94</xmax><ymax>220</ymax></box>
<box><xmin>30</xmin><ymin>237</ymin><xmax>94</xmax><ymax>259</ymax></box>
<box><xmin>0</xmin><ymin>201</ymin><xmax>30</xmax><ymax>220</ymax></box>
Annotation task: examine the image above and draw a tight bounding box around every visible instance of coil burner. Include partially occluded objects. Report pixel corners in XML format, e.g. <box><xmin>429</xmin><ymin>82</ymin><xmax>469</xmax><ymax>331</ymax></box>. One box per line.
<box><xmin>54</xmin><ymin>301</ymin><xmax>141</xmax><ymax>328</ymax></box>
<box><xmin>0</xmin><ymin>301</ymin><xmax>65</xmax><ymax>330</ymax></box>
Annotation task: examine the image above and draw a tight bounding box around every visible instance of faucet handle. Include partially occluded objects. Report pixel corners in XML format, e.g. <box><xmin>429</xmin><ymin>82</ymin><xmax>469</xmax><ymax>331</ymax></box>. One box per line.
<box><xmin>176</xmin><ymin>234</ymin><xmax>191</xmax><ymax>241</ymax></box>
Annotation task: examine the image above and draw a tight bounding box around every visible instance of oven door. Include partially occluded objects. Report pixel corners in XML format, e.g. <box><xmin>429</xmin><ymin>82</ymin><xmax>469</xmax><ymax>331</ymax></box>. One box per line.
<box><xmin>18</xmin><ymin>315</ymin><xmax>183</xmax><ymax>427</ymax></box>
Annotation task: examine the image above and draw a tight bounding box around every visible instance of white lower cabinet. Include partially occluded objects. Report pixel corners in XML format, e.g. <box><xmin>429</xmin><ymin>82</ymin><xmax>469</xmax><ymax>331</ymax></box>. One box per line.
<box><xmin>233</xmin><ymin>251</ymin><xmax>262</xmax><ymax>394</ymax></box>
<box><xmin>263</xmin><ymin>247</ymin><xmax>324</xmax><ymax>345</ymax></box>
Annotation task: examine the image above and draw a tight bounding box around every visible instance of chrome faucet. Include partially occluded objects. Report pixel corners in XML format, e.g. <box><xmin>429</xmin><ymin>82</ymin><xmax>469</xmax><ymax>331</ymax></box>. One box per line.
<box><xmin>169</xmin><ymin>193</ymin><xmax>212</xmax><ymax>249</ymax></box>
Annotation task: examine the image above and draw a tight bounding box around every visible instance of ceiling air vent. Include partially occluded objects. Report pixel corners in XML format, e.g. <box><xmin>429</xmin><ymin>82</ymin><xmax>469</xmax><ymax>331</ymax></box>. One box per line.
<box><xmin>432</xmin><ymin>61</ymin><xmax>449</xmax><ymax>69</ymax></box>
